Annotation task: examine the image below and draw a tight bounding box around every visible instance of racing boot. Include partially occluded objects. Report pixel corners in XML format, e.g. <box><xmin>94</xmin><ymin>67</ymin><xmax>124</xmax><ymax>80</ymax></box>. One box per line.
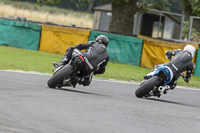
<box><xmin>71</xmin><ymin>75</ymin><xmax>81</xmax><ymax>88</ymax></box>
<box><xmin>168</xmin><ymin>81</ymin><xmax>177</xmax><ymax>90</ymax></box>
<box><xmin>144</xmin><ymin>68</ymin><xmax>157</xmax><ymax>79</ymax></box>
<box><xmin>52</xmin><ymin>57</ymin><xmax>68</xmax><ymax>68</ymax></box>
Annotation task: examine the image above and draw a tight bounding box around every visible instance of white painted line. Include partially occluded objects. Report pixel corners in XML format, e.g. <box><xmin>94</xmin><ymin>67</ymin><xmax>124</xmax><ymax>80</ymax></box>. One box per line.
<box><xmin>0</xmin><ymin>70</ymin><xmax>51</xmax><ymax>76</ymax></box>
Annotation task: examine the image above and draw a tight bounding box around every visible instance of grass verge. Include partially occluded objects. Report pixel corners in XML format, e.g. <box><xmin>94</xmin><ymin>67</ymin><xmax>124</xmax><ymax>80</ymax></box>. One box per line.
<box><xmin>0</xmin><ymin>46</ymin><xmax>199</xmax><ymax>88</ymax></box>
<box><xmin>0</xmin><ymin>0</ymin><xmax>93</xmax><ymax>17</ymax></box>
<box><xmin>0</xmin><ymin>1</ymin><xmax>93</xmax><ymax>28</ymax></box>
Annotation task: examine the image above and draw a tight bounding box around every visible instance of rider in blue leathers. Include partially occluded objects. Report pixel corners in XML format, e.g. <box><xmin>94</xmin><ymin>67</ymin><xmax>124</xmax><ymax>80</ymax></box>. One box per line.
<box><xmin>144</xmin><ymin>45</ymin><xmax>196</xmax><ymax>91</ymax></box>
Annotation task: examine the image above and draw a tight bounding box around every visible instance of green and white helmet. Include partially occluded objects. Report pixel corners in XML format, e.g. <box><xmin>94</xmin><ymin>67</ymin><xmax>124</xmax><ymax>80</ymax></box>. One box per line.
<box><xmin>183</xmin><ymin>45</ymin><xmax>196</xmax><ymax>58</ymax></box>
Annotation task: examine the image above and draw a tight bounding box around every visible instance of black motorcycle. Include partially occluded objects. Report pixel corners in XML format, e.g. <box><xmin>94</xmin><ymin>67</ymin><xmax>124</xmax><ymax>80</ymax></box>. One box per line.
<box><xmin>47</xmin><ymin>48</ymin><xmax>91</xmax><ymax>88</ymax></box>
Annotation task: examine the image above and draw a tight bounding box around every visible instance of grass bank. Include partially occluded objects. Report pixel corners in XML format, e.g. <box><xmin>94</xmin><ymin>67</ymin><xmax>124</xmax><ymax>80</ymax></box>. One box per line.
<box><xmin>0</xmin><ymin>0</ymin><xmax>93</xmax><ymax>28</ymax></box>
<box><xmin>0</xmin><ymin>46</ymin><xmax>199</xmax><ymax>88</ymax></box>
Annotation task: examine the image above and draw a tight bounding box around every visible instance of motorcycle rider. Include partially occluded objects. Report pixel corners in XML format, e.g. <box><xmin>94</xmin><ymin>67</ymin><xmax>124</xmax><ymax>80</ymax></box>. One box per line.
<box><xmin>52</xmin><ymin>35</ymin><xmax>109</xmax><ymax>87</ymax></box>
<box><xmin>144</xmin><ymin>45</ymin><xmax>196</xmax><ymax>92</ymax></box>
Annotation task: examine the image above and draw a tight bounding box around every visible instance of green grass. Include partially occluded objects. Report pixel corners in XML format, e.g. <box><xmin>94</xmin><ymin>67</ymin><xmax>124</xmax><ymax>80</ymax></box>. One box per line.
<box><xmin>0</xmin><ymin>46</ymin><xmax>62</xmax><ymax>73</ymax></box>
<box><xmin>0</xmin><ymin>46</ymin><xmax>200</xmax><ymax>88</ymax></box>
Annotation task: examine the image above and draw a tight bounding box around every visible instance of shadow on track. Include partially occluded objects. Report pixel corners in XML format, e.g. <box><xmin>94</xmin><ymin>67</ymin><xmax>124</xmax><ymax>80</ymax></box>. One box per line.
<box><xmin>144</xmin><ymin>97</ymin><xmax>197</xmax><ymax>108</ymax></box>
<box><xmin>50</xmin><ymin>87</ymin><xmax>106</xmax><ymax>97</ymax></box>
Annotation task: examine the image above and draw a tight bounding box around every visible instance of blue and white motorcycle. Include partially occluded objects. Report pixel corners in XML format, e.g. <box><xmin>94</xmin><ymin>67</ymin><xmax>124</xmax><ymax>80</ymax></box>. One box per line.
<box><xmin>135</xmin><ymin>65</ymin><xmax>186</xmax><ymax>98</ymax></box>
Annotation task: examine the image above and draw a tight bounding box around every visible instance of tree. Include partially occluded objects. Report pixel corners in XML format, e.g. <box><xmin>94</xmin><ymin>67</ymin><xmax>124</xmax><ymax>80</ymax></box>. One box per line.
<box><xmin>36</xmin><ymin>0</ymin><xmax>180</xmax><ymax>34</ymax></box>
<box><xmin>180</xmin><ymin>0</ymin><xmax>200</xmax><ymax>20</ymax></box>
<box><xmin>180</xmin><ymin>0</ymin><xmax>200</xmax><ymax>41</ymax></box>
<box><xmin>109</xmin><ymin>0</ymin><xmax>137</xmax><ymax>34</ymax></box>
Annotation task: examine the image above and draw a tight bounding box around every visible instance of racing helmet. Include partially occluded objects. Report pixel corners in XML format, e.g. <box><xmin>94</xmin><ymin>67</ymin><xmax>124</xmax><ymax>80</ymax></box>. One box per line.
<box><xmin>183</xmin><ymin>45</ymin><xmax>196</xmax><ymax>58</ymax></box>
<box><xmin>96</xmin><ymin>35</ymin><xmax>109</xmax><ymax>47</ymax></box>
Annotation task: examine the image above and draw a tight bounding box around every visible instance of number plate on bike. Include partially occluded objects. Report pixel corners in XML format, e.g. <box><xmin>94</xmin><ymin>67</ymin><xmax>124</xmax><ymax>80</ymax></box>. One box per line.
<box><xmin>158</xmin><ymin>70</ymin><xmax>168</xmax><ymax>80</ymax></box>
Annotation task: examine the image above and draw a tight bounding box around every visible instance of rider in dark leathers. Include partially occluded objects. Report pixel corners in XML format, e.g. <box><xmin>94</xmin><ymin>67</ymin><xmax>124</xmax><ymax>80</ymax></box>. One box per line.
<box><xmin>53</xmin><ymin>35</ymin><xmax>109</xmax><ymax>87</ymax></box>
<box><xmin>144</xmin><ymin>45</ymin><xmax>196</xmax><ymax>90</ymax></box>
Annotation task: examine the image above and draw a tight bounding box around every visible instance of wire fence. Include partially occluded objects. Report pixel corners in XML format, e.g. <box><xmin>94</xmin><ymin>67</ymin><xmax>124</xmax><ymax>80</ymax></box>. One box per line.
<box><xmin>188</xmin><ymin>16</ymin><xmax>200</xmax><ymax>42</ymax></box>
<box><xmin>140</xmin><ymin>9</ymin><xmax>200</xmax><ymax>44</ymax></box>
<box><xmin>137</xmin><ymin>9</ymin><xmax>185</xmax><ymax>41</ymax></box>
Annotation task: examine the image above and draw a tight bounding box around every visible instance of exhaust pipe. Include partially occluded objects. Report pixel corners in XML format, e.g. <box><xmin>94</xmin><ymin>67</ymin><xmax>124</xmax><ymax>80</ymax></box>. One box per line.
<box><xmin>158</xmin><ymin>86</ymin><xmax>165</xmax><ymax>91</ymax></box>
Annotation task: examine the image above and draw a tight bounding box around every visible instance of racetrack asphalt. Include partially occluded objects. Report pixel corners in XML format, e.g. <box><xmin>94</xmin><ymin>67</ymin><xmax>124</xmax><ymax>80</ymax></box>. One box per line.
<box><xmin>0</xmin><ymin>70</ymin><xmax>200</xmax><ymax>133</ymax></box>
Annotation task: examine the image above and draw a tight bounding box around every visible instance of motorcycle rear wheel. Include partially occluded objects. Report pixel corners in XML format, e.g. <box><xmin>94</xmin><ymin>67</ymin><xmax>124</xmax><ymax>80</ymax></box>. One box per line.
<box><xmin>47</xmin><ymin>64</ymin><xmax>74</xmax><ymax>88</ymax></box>
<box><xmin>135</xmin><ymin>76</ymin><xmax>162</xmax><ymax>98</ymax></box>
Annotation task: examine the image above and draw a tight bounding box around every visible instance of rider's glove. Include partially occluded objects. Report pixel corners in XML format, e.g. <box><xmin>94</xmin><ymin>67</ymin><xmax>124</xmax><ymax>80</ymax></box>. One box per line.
<box><xmin>167</xmin><ymin>56</ymin><xmax>172</xmax><ymax>60</ymax></box>
<box><xmin>165</xmin><ymin>50</ymin><xmax>172</xmax><ymax>55</ymax></box>
<box><xmin>165</xmin><ymin>50</ymin><xmax>172</xmax><ymax>60</ymax></box>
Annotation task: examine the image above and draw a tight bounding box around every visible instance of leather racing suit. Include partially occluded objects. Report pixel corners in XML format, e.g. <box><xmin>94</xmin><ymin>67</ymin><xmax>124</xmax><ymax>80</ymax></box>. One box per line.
<box><xmin>163</xmin><ymin>49</ymin><xmax>194</xmax><ymax>89</ymax></box>
<box><xmin>58</xmin><ymin>41</ymin><xmax>109</xmax><ymax>86</ymax></box>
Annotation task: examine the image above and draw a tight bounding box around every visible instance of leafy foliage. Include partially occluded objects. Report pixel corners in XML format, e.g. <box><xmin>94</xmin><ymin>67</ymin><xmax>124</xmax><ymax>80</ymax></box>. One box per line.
<box><xmin>190</xmin><ymin>0</ymin><xmax>200</xmax><ymax>16</ymax></box>
<box><xmin>181</xmin><ymin>21</ymin><xmax>200</xmax><ymax>42</ymax></box>
<box><xmin>138</xmin><ymin>0</ymin><xmax>182</xmax><ymax>13</ymax></box>
<box><xmin>37</xmin><ymin>0</ymin><xmax>61</xmax><ymax>6</ymax></box>
<box><xmin>37</xmin><ymin>0</ymin><xmax>172</xmax><ymax>14</ymax></box>
<box><xmin>182</xmin><ymin>21</ymin><xmax>189</xmax><ymax>40</ymax></box>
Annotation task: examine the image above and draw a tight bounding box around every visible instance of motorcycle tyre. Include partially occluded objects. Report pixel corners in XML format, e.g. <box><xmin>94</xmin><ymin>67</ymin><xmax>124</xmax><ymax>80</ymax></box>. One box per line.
<box><xmin>47</xmin><ymin>64</ymin><xmax>74</xmax><ymax>88</ymax></box>
<box><xmin>135</xmin><ymin>76</ymin><xmax>162</xmax><ymax>98</ymax></box>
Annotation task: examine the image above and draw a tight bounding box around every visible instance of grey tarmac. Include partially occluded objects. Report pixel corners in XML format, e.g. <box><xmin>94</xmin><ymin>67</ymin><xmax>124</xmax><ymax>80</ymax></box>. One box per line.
<box><xmin>0</xmin><ymin>70</ymin><xmax>200</xmax><ymax>133</ymax></box>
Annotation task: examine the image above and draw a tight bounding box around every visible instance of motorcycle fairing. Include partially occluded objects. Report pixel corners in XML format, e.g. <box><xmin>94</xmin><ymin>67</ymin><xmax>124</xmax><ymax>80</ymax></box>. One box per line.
<box><xmin>155</xmin><ymin>66</ymin><xmax>173</xmax><ymax>85</ymax></box>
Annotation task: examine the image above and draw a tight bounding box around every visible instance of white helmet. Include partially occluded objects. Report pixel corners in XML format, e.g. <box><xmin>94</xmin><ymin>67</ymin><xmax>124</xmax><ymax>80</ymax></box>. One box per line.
<box><xmin>183</xmin><ymin>45</ymin><xmax>196</xmax><ymax>58</ymax></box>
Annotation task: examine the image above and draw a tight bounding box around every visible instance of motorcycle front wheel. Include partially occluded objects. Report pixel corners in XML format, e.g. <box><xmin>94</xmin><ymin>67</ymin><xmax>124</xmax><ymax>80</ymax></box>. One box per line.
<box><xmin>135</xmin><ymin>76</ymin><xmax>162</xmax><ymax>98</ymax></box>
<box><xmin>47</xmin><ymin>64</ymin><xmax>74</xmax><ymax>88</ymax></box>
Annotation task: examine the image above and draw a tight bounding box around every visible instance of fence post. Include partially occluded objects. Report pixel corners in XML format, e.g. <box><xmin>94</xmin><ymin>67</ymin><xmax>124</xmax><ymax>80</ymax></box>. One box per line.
<box><xmin>179</xmin><ymin>14</ymin><xmax>185</xmax><ymax>40</ymax></box>
<box><xmin>188</xmin><ymin>16</ymin><xmax>193</xmax><ymax>41</ymax></box>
